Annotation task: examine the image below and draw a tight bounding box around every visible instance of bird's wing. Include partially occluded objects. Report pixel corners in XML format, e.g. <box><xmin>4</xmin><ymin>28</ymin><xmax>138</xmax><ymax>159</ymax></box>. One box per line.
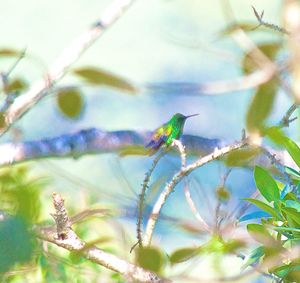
<box><xmin>145</xmin><ymin>124</ymin><xmax>172</xmax><ymax>150</ymax></box>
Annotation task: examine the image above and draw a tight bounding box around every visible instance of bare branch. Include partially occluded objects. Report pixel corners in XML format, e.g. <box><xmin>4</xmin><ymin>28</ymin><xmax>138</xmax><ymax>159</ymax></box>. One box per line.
<box><xmin>135</xmin><ymin>150</ymin><xmax>166</xmax><ymax>250</ymax></box>
<box><xmin>143</xmin><ymin>139</ymin><xmax>248</xmax><ymax>246</ymax></box>
<box><xmin>171</xmin><ymin>139</ymin><xmax>186</xmax><ymax>169</ymax></box>
<box><xmin>0</xmin><ymin>0</ymin><xmax>137</xmax><ymax>137</ymax></box>
<box><xmin>145</xmin><ymin>67</ymin><xmax>276</xmax><ymax>96</ymax></box>
<box><xmin>37</xmin><ymin>193</ymin><xmax>169</xmax><ymax>283</ymax></box>
<box><xmin>0</xmin><ymin>129</ymin><xmax>223</xmax><ymax>167</ymax></box>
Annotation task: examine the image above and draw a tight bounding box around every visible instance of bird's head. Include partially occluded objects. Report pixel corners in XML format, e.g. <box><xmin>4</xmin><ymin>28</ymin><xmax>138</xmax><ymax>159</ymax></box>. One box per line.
<box><xmin>172</xmin><ymin>113</ymin><xmax>199</xmax><ymax>123</ymax></box>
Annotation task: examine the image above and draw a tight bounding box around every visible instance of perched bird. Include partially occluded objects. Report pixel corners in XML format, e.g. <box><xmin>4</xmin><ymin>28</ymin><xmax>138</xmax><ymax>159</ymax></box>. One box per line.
<box><xmin>146</xmin><ymin>113</ymin><xmax>199</xmax><ymax>151</ymax></box>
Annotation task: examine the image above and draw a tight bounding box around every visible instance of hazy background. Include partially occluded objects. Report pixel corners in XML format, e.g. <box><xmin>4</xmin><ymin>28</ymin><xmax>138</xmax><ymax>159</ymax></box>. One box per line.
<box><xmin>0</xmin><ymin>0</ymin><xmax>289</xmax><ymax>281</ymax></box>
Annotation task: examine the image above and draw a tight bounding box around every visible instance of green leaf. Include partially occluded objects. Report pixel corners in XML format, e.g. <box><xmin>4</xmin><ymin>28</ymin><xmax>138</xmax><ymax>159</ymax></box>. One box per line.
<box><xmin>254</xmin><ymin>166</ymin><xmax>280</xmax><ymax>202</ymax></box>
<box><xmin>135</xmin><ymin>246</ymin><xmax>165</xmax><ymax>273</ymax></box>
<box><xmin>242</xmin><ymin>246</ymin><xmax>265</xmax><ymax>269</ymax></box>
<box><xmin>266</xmin><ymin>127</ymin><xmax>300</xmax><ymax>168</ymax></box>
<box><xmin>246</xmin><ymin>79</ymin><xmax>278</xmax><ymax>133</ymax></box>
<box><xmin>218</xmin><ymin>22</ymin><xmax>258</xmax><ymax>37</ymax></box>
<box><xmin>272</xmin><ymin>226</ymin><xmax>300</xmax><ymax>233</ymax></box>
<box><xmin>282</xmin><ymin>207</ymin><xmax>300</xmax><ymax>226</ymax></box>
<box><xmin>73</xmin><ymin>67</ymin><xmax>137</xmax><ymax>94</ymax></box>
<box><xmin>5</xmin><ymin>78</ymin><xmax>28</xmax><ymax>93</ymax></box>
<box><xmin>247</xmin><ymin>224</ymin><xmax>276</xmax><ymax>246</ymax></box>
<box><xmin>56</xmin><ymin>89</ymin><xmax>84</xmax><ymax>119</ymax></box>
<box><xmin>0</xmin><ymin>48</ymin><xmax>21</xmax><ymax>57</ymax></box>
<box><xmin>169</xmin><ymin>247</ymin><xmax>201</xmax><ymax>264</ymax></box>
<box><xmin>285</xmin><ymin>200</ymin><xmax>300</xmax><ymax>213</ymax></box>
<box><xmin>239</xmin><ymin>211</ymin><xmax>271</xmax><ymax>222</ymax></box>
<box><xmin>285</xmin><ymin>166</ymin><xmax>300</xmax><ymax>180</ymax></box>
<box><xmin>225</xmin><ymin>148</ymin><xmax>261</xmax><ymax>167</ymax></box>
<box><xmin>243</xmin><ymin>199</ymin><xmax>279</xmax><ymax>218</ymax></box>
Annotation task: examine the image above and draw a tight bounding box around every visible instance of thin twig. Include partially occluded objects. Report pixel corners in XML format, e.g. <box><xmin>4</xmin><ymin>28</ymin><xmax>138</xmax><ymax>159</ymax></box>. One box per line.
<box><xmin>143</xmin><ymin>139</ymin><xmax>248</xmax><ymax>246</ymax></box>
<box><xmin>135</xmin><ymin>150</ymin><xmax>166</xmax><ymax>249</ymax></box>
<box><xmin>279</xmin><ymin>103</ymin><xmax>298</xmax><ymax>127</ymax></box>
<box><xmin>0</xmin><ymin>0</ymin><xmax>137</xmax><ymax>137</ymax></box>
<box><xmin>252</xmin><ymin>6</ymin><xmax>289</xmax><ymax>35</ymax></box>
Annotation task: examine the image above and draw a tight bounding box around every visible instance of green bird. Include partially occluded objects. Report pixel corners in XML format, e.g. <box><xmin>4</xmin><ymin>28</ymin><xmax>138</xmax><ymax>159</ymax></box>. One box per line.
<box><xmin>146</xmin><ymin>113</ymin><xmax>199</xmax><ymax>151</ymax></box>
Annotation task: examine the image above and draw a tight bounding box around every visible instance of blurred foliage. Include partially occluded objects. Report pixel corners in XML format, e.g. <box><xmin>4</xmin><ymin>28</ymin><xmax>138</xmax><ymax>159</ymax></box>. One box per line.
<box><xmin>0</xmin><ymin>217</ymin><xmax>35</xmax><ymax>274</ymax></box>
<box><xmin>73</xmin><ymin>66</ymin><xmax>137</xmax><ymax>94</ymax></box>
<box><xmin>0</xmin><ymin>2</ymin><xmax>300</xmax><ymax>282</ymax></box>
<box><xmin>246</xmin><ymin>79</ymin><xmax>278</xmax><ymax>134</ymax></box>
<box><xmin>56</xmin><ymin>88</ymin><xmax>85</xmax><ymax>119</ymax></box>
<box><xmin>135</xmin><ymin>246</ymin><xmax>166</xmax><ymax>274</ymax></box>
<box><xmin>0</xmin><ymin>166</ymin><xmax>43</xmax><ymax>277</ymax></box>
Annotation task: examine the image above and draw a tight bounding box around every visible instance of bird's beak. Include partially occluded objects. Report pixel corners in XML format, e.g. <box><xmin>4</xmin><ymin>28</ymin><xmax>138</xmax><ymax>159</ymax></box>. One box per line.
<box><xmin>184</xmin><ymin>113</ymin><xmax>199</xmax><ymax>119</ymax></box>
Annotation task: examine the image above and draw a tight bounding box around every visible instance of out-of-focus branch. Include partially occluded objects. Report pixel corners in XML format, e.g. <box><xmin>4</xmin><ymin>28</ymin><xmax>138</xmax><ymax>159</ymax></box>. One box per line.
<box><xmin>283</xmin><ymin>0</ymin><xmax>300</xmax><ymax>103</ymax></box>
<box><xmin>145</xmin><ymin>67</ymin><xmax>275</xmax><ymax>95</ymax></box>
<box><xmin>0</xmin><ymin>129</ymin><xmax>223</xmax><ymax>167</ymax></box>
<box><xmin>0</xmin><ymin>0</ymin><xmax>137</xmax><ymax>137</ymax></box>
<box><xmin>184</xmin><ymin>182</ymin><xmax>211</xmax><ymax>233</ymax></box>
<box><xmin>143</xmin><ymin>139</ymin><xmax>248</xmax><ymax>246</ymax></box>
<box><xmin>37</xmin><ymin>193</ymin><xmax>169</xmax><ymax>283</ymax></box>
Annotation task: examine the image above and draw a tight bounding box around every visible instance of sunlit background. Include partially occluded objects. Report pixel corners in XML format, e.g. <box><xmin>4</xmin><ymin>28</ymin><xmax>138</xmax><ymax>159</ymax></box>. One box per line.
<box><xmin>0</xmin><ymin>0</ymin><xmax>293</xmax><ymax>282</ymax></box>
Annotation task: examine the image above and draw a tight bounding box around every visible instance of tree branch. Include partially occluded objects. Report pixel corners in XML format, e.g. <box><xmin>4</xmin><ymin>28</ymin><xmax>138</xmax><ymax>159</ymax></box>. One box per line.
<box><xmin>143</xmin><ymin>139</ymin><xmax>248</xmax><ymax>246</ymax></box>
<box><xmin>0</xmin><ymin>129</ymin><xmax>223</xmax><ymax>166</ymax></box>
<box><xmin>0</xmin><ymin>0</ymin><xmax>136</xmax><ymax>137</ymax></box>
<box><xmin>36</xmin><ymin>193</ymin><xmax>169</xmax><ymax>283</ymax></box>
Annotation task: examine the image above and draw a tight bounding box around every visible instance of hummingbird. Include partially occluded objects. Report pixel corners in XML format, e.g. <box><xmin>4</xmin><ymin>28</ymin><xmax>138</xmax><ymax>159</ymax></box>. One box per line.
<box><xmin>145</xmin><ymin>113</ymin><xmax>199</xmax><ymax>151</ymax></box>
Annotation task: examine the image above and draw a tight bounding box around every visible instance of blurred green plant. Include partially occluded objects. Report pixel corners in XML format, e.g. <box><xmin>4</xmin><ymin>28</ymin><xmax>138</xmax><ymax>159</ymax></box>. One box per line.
<box><xmin>0</xmin><ymin>166</ymin><xmax>46</xmax><ymax>277</ymax></box>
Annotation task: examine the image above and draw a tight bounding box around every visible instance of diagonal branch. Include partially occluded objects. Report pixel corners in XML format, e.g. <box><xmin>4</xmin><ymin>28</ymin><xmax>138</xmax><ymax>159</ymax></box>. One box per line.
<box><xmin>0</xmin><ymin>0</ymin><xmax>136</xmax><ymax>137</ymax></box>
<box><xmin>143</xmin><ymin>139</ymin><xmax>248</xmax><ymax>246</ymax></box>
<box><xmin>37</xmin><ymin>192</ymin><xmax>169</xmax><ymax>283</ymax></box>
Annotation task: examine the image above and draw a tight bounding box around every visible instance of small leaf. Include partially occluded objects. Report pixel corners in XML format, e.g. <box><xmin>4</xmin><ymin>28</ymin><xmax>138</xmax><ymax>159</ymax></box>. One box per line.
<box><xmin>216</xmin><ymin>186</ymin><xmax>230</xmax><ymax>202</ymax></box>
<box><xmin>135</xmin><ymin>246</ymin><xmax>165</xmax><ymax>273</ymax></box>
<box><xmin>254</xmin><ymin>166</ymin><xmax>280</xmax><ymax>202</ymax></box>
<box><xmin>5</xmin><ymin>78</ymin><xmax>27</xmax><ymax>93</ymax></box>
<box><xmin>247</xmin><ymin>224</ymin><xmax>276</xmax><ymax>246</ymax></box>
<box><xmin>242</xmin><ymin>246</ymin><xmax>264</xmax><ymax>269</ymax></box>
<box><xmin>285</xmin><ymin>166</ymin><xmax>300</xmax><ymax>180</ymax></box>
<box><xmin>246</xmin><ymin>79</ymin><xmax>278</xmax><ymax>133</ymax></box>
<box><xmin>218</xmin><ymin>23</ymin><xmax>258</xmax><ymax>37</ymax></box>
<box><xmin>169</xmin><ymin>247</ymin><xmax>201</xmax><ymax>264</ymax></box>
<box><xmin>73</xmin><ymin>67</ymin><xmax>137</xmax><ymax>93</ymax></box>
<box><xmin>239</xmin><ymin>211</ymin><xmax>271</xmax><ymax>222</ymax></box>
<box><xmin>0</xmin><ymin>48</ymin><xmax>21</xmax><ymax>57</ymax></box>
<box><xmin>266</xmin><ymin>127</ymin><xmax>300</xmax><ymax>168</ymax></box>
<box><xmin>272</xmin><ymin>226</ymin><xmax>300</xmax><ymax>233</ymax></box>
<box><xmin>118</xmin><ymin>146</ymin><xmax>151</xmax><ymax>157</ymax></box>
<box><xmin>225</xmin><ymin>148</ymin><xmax>261</xmax><ymax>167</ymax></box>
<box><xmin>285</xmin><ymin>200</ymin><xmax>300</xmax><ymax>212</ymax></box>
<box><xmin>243</xmin><ymin>198</ymin><xmax>279</xmax><ymax>218</ymax></box>
<box><xmin>56</xmin><ymin>89</ymin><xmax>84</xmax><ymax>119</ymax></box>
<box><xmin>0</xmin><ymin>112</ymin><xmax>7</xmax><ymax>129</ymax></box>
